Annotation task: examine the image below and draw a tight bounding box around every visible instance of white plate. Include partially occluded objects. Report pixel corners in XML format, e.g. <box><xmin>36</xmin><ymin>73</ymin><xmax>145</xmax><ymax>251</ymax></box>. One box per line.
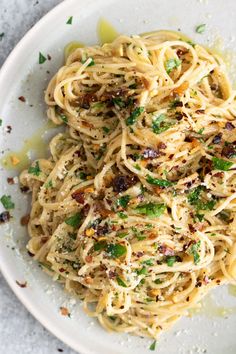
<box><xmin>0</xmin><ymin>0</ymin><xmax>236</xmax><ymax>353</ymax></box>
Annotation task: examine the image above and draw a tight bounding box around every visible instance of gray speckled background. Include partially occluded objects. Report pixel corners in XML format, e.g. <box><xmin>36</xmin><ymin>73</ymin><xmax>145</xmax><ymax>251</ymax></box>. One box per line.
<box><xmin>0</xmin><ymin>1</ymin><xmax>77</xmax><ymax>353</ymax></box>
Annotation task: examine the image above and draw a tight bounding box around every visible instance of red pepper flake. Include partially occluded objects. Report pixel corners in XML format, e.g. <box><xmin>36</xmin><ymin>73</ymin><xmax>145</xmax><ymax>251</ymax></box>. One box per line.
<box><xmin>225</xmin><ymin>122</ymin><xmax>235</xmax><ymax>130</ymax></box>
<box><xmin>85</xmin><ymin>255</ymin><xmax>93</xmax><ymax>263</ymax></box>
<box><xmin>20</xmin><ymin>214</ymin><xmax>30</xmax><ymax>226</ymax></box>
<box><xmin>7</xmin><ymin>177</ymin><xmax>14</xmax><ymax>185</ymax></box>
<box><xmin>60</xmin><ymin>307</ymin><xmax>71</xmax><ymax>317</ymax></box>
<box><xmin>18</xmin><ymin>96</ymin><xmax>26</xmax><ymax>102</ymax></box>
<box><xmin>20</xmin><ymin>186</ymin><xmax>30</xmax><ymax>193</ymax></box>
<box><xmin>16</xmin><ymin>280</ymin><xmax>27</xmax><ymax>288</ymax></box>
<box><xmin>6</xmin><ymin>125</ymin><xmax>12</xmax><ymax>133</ymax></box>
<box><xmin>59</xmin><ymin>268</ymin><xmax>66</xmax><ymax>272</ymax></box>
<box><xmin>71</xmin><ymin>190</ymin><xmax>85</xmax><ymax>204</ymax></box>
<box><xmin>203</xmin><ymin>275</ymin><xmax>210</xmax><ymax>285</ymax></box>
<box><xmin>0</xmin><ymin>211</ymin><xmax>10</xmax><ymax>223</ymax></box>
<box><xmin>47</xmin><ymin>54</ymin><xmax>52</xmax><ymax>60</ymax></box>
<box><xmin>159</xmin><ymin>244</ymin><xmax>175</xmax><ymax>256</ymax></box>
<box><xmin>186</xmin><ymin>296</ymin><xmax>190</xmax><ymax>302</ymax></box>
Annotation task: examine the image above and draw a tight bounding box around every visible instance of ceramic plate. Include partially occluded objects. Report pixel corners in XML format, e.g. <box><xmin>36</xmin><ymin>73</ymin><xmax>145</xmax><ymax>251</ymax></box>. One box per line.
<box><xmin>0</xmin><ymin>0</ymin><xmax>236</xmax><ymax>353</ymax></box>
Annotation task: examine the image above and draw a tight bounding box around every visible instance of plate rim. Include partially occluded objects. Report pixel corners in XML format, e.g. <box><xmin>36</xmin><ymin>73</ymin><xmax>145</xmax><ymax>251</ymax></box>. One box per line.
<box><xmin>0</xmin><ymin>1</ymin><xmax>96</xmax><ymax>353</ymax></box>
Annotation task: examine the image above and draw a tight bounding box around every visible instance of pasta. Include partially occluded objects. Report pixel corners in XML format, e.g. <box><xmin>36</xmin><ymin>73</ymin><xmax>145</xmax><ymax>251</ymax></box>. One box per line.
<box><xmin>20</xmin><ymin>30</ymin><xmax>236</xmax><ymax>339</ymax></box>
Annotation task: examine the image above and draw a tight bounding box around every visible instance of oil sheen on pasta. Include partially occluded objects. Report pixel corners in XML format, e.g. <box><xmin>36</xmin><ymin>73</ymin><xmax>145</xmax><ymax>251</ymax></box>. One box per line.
<box><xmin>20</xmin><ymin>30</ymin><xmax>236</xmax><ymax>340</ymax></box>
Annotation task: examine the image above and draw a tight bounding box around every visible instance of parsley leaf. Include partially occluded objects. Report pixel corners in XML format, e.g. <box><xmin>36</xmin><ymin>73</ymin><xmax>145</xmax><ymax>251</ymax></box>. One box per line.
<box><xmin>94</xmin><ymin>241</ymin><xmax>107</xmax><ymax>251</ymax></box>
<box><xmin>0</xmin><ymin>118</ymin><xmax>2</xmax><ymax>126</ymax></box>
<box><xmin>28</xmin><ymin>161</ymin><xmax>41</xmax><ymax>176</ymax></box>
<box><xmin>142</xmin><ymin>259</ymin><xmax>154</xmax><ymax>266</ymax></box>
<box><xmin>165</xmin><ymin>58</ymin><xmax>181</xmax><ymax>74</ymax></box>
<box><xmin>135</xmin><ymin>203</ymin><xmax>166</xmax><ymax>218</ymax></box>
<box><xmin>126</xmin><ymin>107</ymin><xmax>144</xmax><ymax>126</ymax></box>
<box><xmin>149</xmin><ymin>340</ymin><xmax>157</xmax><ymax>351</ymax></box>
<box><xmin>152</xmin><ymin>114</ymin><xmax>175</xmax><ymax>134</ymax></box>
<box><xmin>65</xmin><ymin>212</ymin><xmax>82</xmax><ymax>228</ymax></box>
<box><xmin>39</xmin><ymin>52</ymin><xmax>47</xmax><ymax>64</ymax></box>
<box><xmin>117</xmin><ymin>195</ymin><xmax>130</xmax><ymax>208</ymax></box>
<box><xmin>0</xmin><ymin>195</ymin><xmax>15</xmax><ymax>209</ymax></box>
<box><xmin>196</xmin><ymin>24</ymin><xmax>206</xmax><ymax>34</ymax></box>
<box><xmin>112</xmin><ymin>97</ymin><xmax>126</xmax><ymax>108</ymax></box>
<box><xmin>166</xmin><ymin>256</ymin><xmax>176</xmax><ymax>267</ymax></box>
<box><xmin>106</xmin><ymin>244</ymin><xmax>127</xmax><ymax>258</ymax></box>
<box><xmin>59</xmin><ymin>114</ymin><xmax>68</xmax><ymax>123</ymax></box>
<box><xmin>212</xmin><ymin>157</ymin><xmax>233</xmax><ymax>171</ymax></box>
<box><xmin>116</xmin><ymin>276</ymin><xmax>127</xmax><ymax>287</ymax></box>
<box><xmin>44</xmin><ymin>180</ymin><xmax>53</xmax><ymax>189</ymax></box>
<box><xmin>117</xmin><ymin>211</ymin><xmax>128</xmax><ymax>219</ymax></box>
<box><xmin>81</xmin><ymin>57</ymin><xmax>95</xmax><ymax>66</ymax></box>
<box><xmin>146</xmin><ymin>175</ymin><xmax>174</xmax><ymax>188</ymax></box>
<box><xmin>136</xmin><ymin>266</ymin><xmax>147</xmax><ymax>275</ymax></box>
<box><xmin>66</xmin><ymin>16</ymin><xmax>73</xmax><ymax>25</ymax></box>
<box><xmin>189</xmin><ymin>241</ymin><xmax>201</xmax><ymax>264</ymax></box>
<box><xmin>102</xmin><ymin>126</ymin><xmax>110</xmax><ymax>134</ymax></box>
<box><xmin>187</xmin><ymin>186</ymin><xmax>215</xmax><ymax>211</ymax></box>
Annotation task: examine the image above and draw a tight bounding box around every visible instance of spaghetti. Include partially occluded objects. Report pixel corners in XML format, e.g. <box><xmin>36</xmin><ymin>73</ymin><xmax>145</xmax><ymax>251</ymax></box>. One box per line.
<box><xmin>20</xmin><ymin>31</ymin><xmax>236</xmax><ymax>339</ymax></box>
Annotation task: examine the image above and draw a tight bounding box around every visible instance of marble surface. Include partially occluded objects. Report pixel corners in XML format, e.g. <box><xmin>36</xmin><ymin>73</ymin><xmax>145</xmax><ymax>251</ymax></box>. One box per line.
<box><xmin>0</xmin><ymin>2</ymin><xmax>77</xmax><ymax>353</ymax></box>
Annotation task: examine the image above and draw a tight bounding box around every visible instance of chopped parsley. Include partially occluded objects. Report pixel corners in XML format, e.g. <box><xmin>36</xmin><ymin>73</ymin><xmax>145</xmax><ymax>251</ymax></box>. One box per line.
<box><xmin>106</xmin><ymin>243</ymin><xmax>127</xmax><ymax>258</ymax></box>
<box><xmin>146</xmin><ymin>175</ymin><xmax>174</xmax><ymax>188</ymax></box>
<box><xmin>126</xmin><ymin>107</ymin><xmax>144</xmax><ymax>126</ymax></box>
<box><xmin>44</xmin><ymin>180</ymin><xmax>53</xmax><ymax>189</ymax></box>
<box><xmin>28</xmin><ymin>161</ymin><xmax>41</xmax><ymax>176</ymax></box>
<box><xmin>142</xmin><ymin>259</ymin><xmax>154</xmax><ymax>266</ymax></box>
<box><xmin>117</xmin><ymin>195</ymin><xmax>130</xmax><ymax>208</ymax></box>
<box><xmin>136</xmin><ymin>266</ymin><xmax>148</xmax><ymax>275</ymax></box>
<box><xmin>102</xmin><ymin>126</ymin><xmax>110</xmax><ymax>134</ymax></box>
<box><xmin>134</xmin><ymin>164</ymin><xmax>141</xmax><ymax>170</ymax></box>
<box><xmin>135</xmin><ymin>203</ymin><xmax>166</xmax><ymax>218</ymax></box>
<box><xmin>81</xmin><ymin>57</ymin><xmax>95</xmax><ymax>66</ymax></box>
<box><xmin>196</xmin><ymin>24</ymin><xmax>206</xmax><ymax>34</ymax></box>
<box><xmin>187</xmin><ymin>186</ymin><xmax>215</xmax><ymax>211</ymax></box>
<box><xmin>66</xmin><ymin>16</ymin><xmax>73</xmax><ymax>25</ymax></box>
<box><xmin>149</xmin><ymin>340</ymin><xmax>157</xmax><ymax>351</ymax></box>
<box><xmin>154</xmin><ymin>278</ymin><xmax>162</xmax><ymax>284</ymax></box>
<box><xmin>59</xmin><ymin>114</ymin><xmax>68</xmax><ymax>123</ymax></box>
<box><xmin>94</xmin><ymin>241</ymin><xmax>107</xmax><ymax>251</ymax></box>
<box><xmin>189</xmin><ymin>241</ymin><xmax>201</xmax><ymax>264</ymax></box>
<box><xmin>65</xmin><ymin>212</ymin><xmax>82</xmax><ymax>228</ymax></box>
<box><xmin>116</xmin><ymin>276</ymin><xmax>127</xmax><ymax>287</ymax></box>
<box><xmin>0</xmin><ymin>118</ymin><xmax>2</xmax><ymax>126</ymax></box>
<box><xmin>129</xmin><ymin>83</ymin><xmax>137</xmax><ymax>89</ymax></box>
<box><xmin>212</xmin><ymin>157</ymin><xmax>233</xmax><ymax>171</ymax></box>
<box><xmin>79</xmin><ymin>172</ymin><xmax>87</xmax><ymax>180</ymax></box>
<box><xmin>0</xmin><ymin>195</ymin><xmax>15</xmax><ymax>209</ymax></box>
<box><xmin>112</xmin><ymin>97</ymin><xmax>126</xmax><ymax>108</ymax></box>
<box><xmin>152</xmin><ymin>114</ymin><xmax>175</xmax><ymax>134</ymax></box>
<box><xmin>39</xmin><ymin>52</ymin><xmax>47</xmax><ymax>64</ymax></box>
<box><xmin>166</xmin><ymin>256</ymin><xmax>176</xmax><ymax>267</ymax></box>
<box><xmin>197</xmin><ymin>128</ymin><xmax>205</xmax><ymax>135</ymax></box>
<box><xmin>165</xmin><ymin>58</ymin><xmax>181</xmax><ymax>74</ymax></box>
<box><xmin>117</xmin><ymin>211</ymin><xmax>128</xmax><ymax>219</ymax></box>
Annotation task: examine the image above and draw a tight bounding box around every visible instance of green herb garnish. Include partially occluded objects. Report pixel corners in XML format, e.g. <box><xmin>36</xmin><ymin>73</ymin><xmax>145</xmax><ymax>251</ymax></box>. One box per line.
<box><xmin>79</xmin><ymin>172</ymin><xmax>87</xmax><ymax>180</ymax></box>
<box><xmin>112</xmin><ymin>97</ymin><xmax>126</xmax><ymax>108</ymax></box>
<box><xmin>135</xmin><ymin>203</ymin><xmax>166</xmax><ymax>218</ymax></box>
<box><xmin>196</xmin><ymin>24</ymin><xmax>206</xmax><ymax>34</ymax></box>
<box><xmin>59</xmin><ymin>114</ymin><xmax>68</xmax><ymax>123</ymax></box>
<box><xmin>81</xmin><ymin>57</ymin><xmax>95</xmax><ymax>66</ymax></box>
<box><xmin>189</xmin><ymin>241</ymin><xmax>201</xmax><ymax>264</ymax></box>
<box><xmin>142</xmin><ymin>259</ymin><xmax>154</xmax><ymax>266</ymax></box>
<box><xmin>0</xmin><ymin>195</ymin><xmax>15</xmax><ymax>209</ymax></box>
<box><xmin>94</xmin><ymin>241</ymin><xmax>107</xmax><ymax>251</ymax></box>
<box><xmin>0</xmin><ymin>118</ymin><xmax>2</xmax><ymax>126</ymax></box>
<box><xmin>117</xmin><ymin>276</ymin><xmax>127</xmax><ymax>287</ymax></box>
<box><xmin>136</xmin><ymin>267</ymin><xmax>148</xmax><ymax>275</ymax></box>
<box><xmin>102</xmin><ymin>126</ymin><xmax>110</xmax><ymax>134</ymax></box>
<box><xmin>28</xmin><ymin>161</ymin><xmax>41</xmax><ymax>176</ymax></box>
<box><xmin>126</xmin><ymin>107</ymin><xmax>144</xmax><ymax>126</ymax></box>
<box><xmin>65</xmin><ymin>212</ymin><xmax>82</xmax><ymax>228</ymax></box>
<box><xmin>165</xmin><ymin>58</ymin><xmax>181</xmax><ymax>74</ymax></box>
<box><xmin>146</xmin><ymin>175</ymin><xmax>174</xmax><ymax>188</ymax></box>
<box><xmin>149</xmin><ymin>340</ymin><xmax>157</xmax><ymax>351</ymax></box>
<box><xmin>154</xmin><ymin>279</ymin><xmax>162</xmax><ymax>284</ymax></box>
<box><xmin>39</xmin><ymin>52</ymin><xmax>47</xmax><ymax>64</ymax></box>
<box><xmin>106</xmin><ymin>243</ymin><xmax>127</xmax><ymax>258</ymax></box>
<box><xmin>166</xmin><ymin>256</ymin><xmax>176</xmax><ymax>267</ymax></box>
<box><xmin>152</xmin><ymin>114</ymin><xmax>175</xmax><ymax>134</ymax></box>
<box><xmin>212</xmin><ymin>157</ymin><xmax>233</xmax><ymax>171</ymax></box>
<box><xmin>44</xmin><ymin>180</ymin><xmax>53</xmax><ymax>189</ymax></box>
<box><xmin>0</xmin><ymin>33</ymin><xmax>4</xmax><ymax>41</ymax></box>
<box><xmin>117</xmin><ymin>195</ymin><xmax>130</xmax><ymax>209</ymax></box>
<box><xmin>66</xmin><ymin>16</ymin><xmax>73</xmax><ymax>25</ymax></box>
<box><xmin>117</xmin><ymin>211</ymin><xmax>128</xmax><ymax>219</ymax></box>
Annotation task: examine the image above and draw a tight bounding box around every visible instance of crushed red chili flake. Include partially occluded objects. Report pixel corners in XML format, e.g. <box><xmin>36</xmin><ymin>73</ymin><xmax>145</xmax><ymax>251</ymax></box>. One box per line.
<box><xmin>20</xmin><ymin>186</ymin><xmax>30</xmax><ymax>193</ymax></box>
<box><xmin>60</xmin><ymin>307</ymin><xmax>71</xmax><ymax>317</ymax></box>
<box><xmin>20</xmin><ymin>214</ymin><xmax>30</xmax><ymax>226</ymax></box>
<box><xmin>112</xmin><ymin>174</ymin><xmax>138</xmax><ymax>193</ymax></box>
<box><xmin>7</xmin><ymin>177</ymin><xmax>14</xmax><ymax>185</ymax></box>
<box><xmin>136</xmin><ymin>251</ymin><xmax>144</xmax><ymax>258</ymax></box>
<box><xmin>16</xmin><ymin>280</ymin><xmax>27</xmax><ymax>288</ymax></box>
<box><xmin>18</xmin><ymin>96</ymin><xmax>26</xmax><ymax>102</ymax></box>
<box><xmin>108</xmin><ymin>270</ymin><xmax>116</xmax><ymax>279</ymax></box>
<box><xmin>186</xmin><ymin>296</ymin><xmax>190</xmax><ymax>302</ymax></box>
<box><xmin>159</xmin><ymin>244</ymin><xmax>175</xmax><ymax>256</ymax></box>
<box><xmin>71</xmin><ymin>190</ymin><xmax>85</xmax><ymax>204</ymax></box>
<box><xmin>59</xmin><ymin>268</ymin><xmax>66</xmax><ymax>273</ymax></box>
<box><xmin>225</xmin><ymin>122</ymin><xmax>235</xmax><ymax>130</ymax></box>
<box><xmin>85</xmin><ymin>255</ymin><xmax>93</xmax><ymax>263</ymax></box>
<box><xmin>0</xmin><ymin>211</ymin><xmax>10</xmax><ymax>223</ymax></box>
<box><xmin>6</xmin><ymin>125</ymin><xmax>12</xmax><ymax>133</ymax></box>
<box><xmin>47</xmin><ymin>54</ymin><xmax>52</xmax><ymax>60</ymax></box>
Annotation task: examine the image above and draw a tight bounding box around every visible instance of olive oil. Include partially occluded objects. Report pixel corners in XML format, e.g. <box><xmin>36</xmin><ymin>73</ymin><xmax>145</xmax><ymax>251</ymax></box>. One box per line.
<box><xmin>97</xmin><ymin>18</ymin><xmax>119</xmax><ymax>45</ymax></box>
